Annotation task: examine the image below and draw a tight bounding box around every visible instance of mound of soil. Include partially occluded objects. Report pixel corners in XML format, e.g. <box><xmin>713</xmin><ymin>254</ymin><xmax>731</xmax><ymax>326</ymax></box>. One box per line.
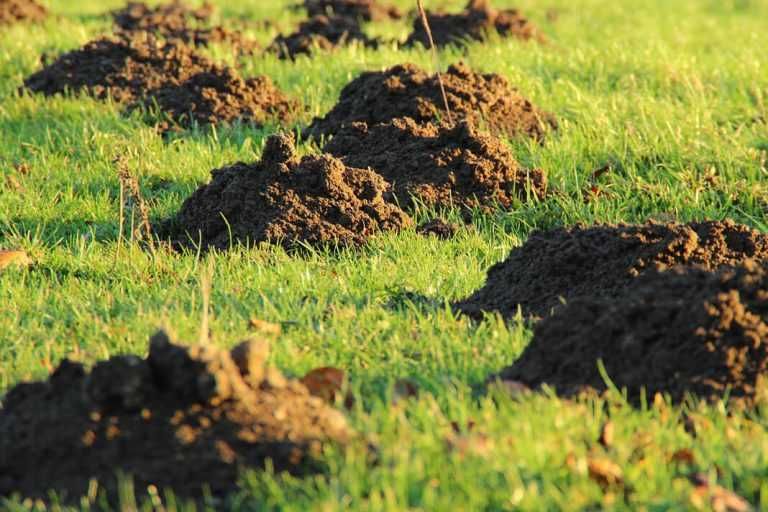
<box><xmin>457</xmin><ymin>220</ymin><xmax>768</xmax><ymax>318</ymax></box>
<box><xmin>494</xmin><ymin>260</ymin><xmax>768</xmax><ymax>406</ymax></box>
<box><xmin>0</xmin><ymin>0</ymin><xmax>46</xmax><ymax>25</ymax></box>
<box><xmin>406</xmin><ymin>0</ymin><xmax>543</xmax><ymax>48</ymax></box>
<box><xmin>23</xmin><ymin>34</ymin><xmax>297</xmax><ymax>130</ymax></box>
<box><xmin>303</xmin><ymin>0</ymin><xmax>402</xmax><ymax>21</ymax></box>
<box><xmin>0</xmin><ymin>331</ymin><xmax>352</xmax><ymax>502</ymax></box>
<box><xmin>267</xmin><ymin>15</ymin><xmax>379</xmax><ymax>60</ymax></box>
<box><xmin>303</xmin><ymin>62</ymin><xmax>557</xmax><ymax>141</ymax></box>
<box><xmin>112</xmin><ymin>1</ymin><xmax>258</xmax><ymax>54</ymax></box>
<box><xmin>324</xmin><ymin>117</ymin><xmax>546</xmax><ymax>209</ymax></box>
<box><xmin>173</xmin><ymin>134</ymin><xmax>412</xmax><ymax>251</ymax></box>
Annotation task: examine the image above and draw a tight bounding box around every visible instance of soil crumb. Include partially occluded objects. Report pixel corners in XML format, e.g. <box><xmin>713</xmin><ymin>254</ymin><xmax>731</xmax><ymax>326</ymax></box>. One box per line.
<box><xmin>304</xmin><ymin>62</ymin><xmax>556</xmax><ymax>141</ymax></box>
<box><xmin>493</xmin><ymin>260</ymin><xmax>768</xmax><ymax>407</ymax></box>
<box><xmin>267</xmin><ymin>15</ymin><xmax>379</xmax><ymax>60</ymax></box>
<box><xmin>173</xmin><ymin>133</ymin><xmax>412</xmax><ymax>251</ymax></box>
<box><xmin>112</xmin><ymin>1</ymin><xmax>259</xmax><ymax>54</ymax></box>
<box><xmin>0</xmin><ymin>331</ymin><xmax>352</xmax><ymax>502</ymax></box>
<box><xmin>324</xmin><ymin>117</ymin><xmax>546</xmax><ymax>210</ymax></box>
<box><xmin>303</xmin><ymin>0</ymin><xmax>402</xmax><ymax>21</ymax></box>
<box><xmin>457</xmin><ymin>220</ymin><xmax>768</xmax><ymax>319</ymax></box>
<box><xmin>406</xmin><ymin>0</ymin><xmax>543</xmax><ymax>48</ymax></box>
<box><xmin>0</xmin><ymin>0</ymin><xmax>46</xmax><ymax>25</ymax></box>
<box><xmin>23</xmin><ymin>33</ymin><xmax>297</xmax><ymax>131</ymax></box>
<box><xmin>417</xmin><ymin>218</ymin><xmax>460</xmax><ymax>239</ymax></box>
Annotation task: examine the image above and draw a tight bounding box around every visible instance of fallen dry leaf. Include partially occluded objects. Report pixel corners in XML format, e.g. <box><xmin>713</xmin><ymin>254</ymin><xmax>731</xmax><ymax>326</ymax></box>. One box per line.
<box><xmin>587</xmin><ymin>457</ymin><xmax>624</xmax><ymax>489</ymax></box>
<box><xmin>248</xmin><ymin>318</ymin><xmax>282</xmax><ymax>336</ymax></box>
<box><xmin>690</xmin><ymin>474</ymin><xmax>751</xmax><ymax>512</ymax></box>
<box><xmin>301</xmin><ymin>367</ymin><xmax>346</xmax><ymax>403</ymax></box>
<box><xmin>599</xmin><ymin>421</ymin><xmax>614</xmax><ymax>448</ymax></box>
<box><xmin>0</xmin><ymin>250</ymin><xmax>31</xmax><ymax>270</ymax></box>
<box><xmin>670</xmin><ymin>448</ymin><xmax>696</xmax><ymax>465</ymax></box>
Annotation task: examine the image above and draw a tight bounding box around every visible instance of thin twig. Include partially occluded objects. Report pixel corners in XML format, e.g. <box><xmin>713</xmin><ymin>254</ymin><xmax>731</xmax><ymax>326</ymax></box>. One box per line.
<box><xmin>416</xmin><ymin>0</ymin><xmax>453</xmax><ymax>125</ymax></box>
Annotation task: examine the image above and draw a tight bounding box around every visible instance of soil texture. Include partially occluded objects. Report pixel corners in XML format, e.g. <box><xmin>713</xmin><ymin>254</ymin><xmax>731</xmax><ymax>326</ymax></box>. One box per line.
<box><xmin>417</xmin><ymin>218</ymin><xmax>460</xmax><ymax>239</ymax></box>
<box><xmin>324</xmin><ymin>117</ymin><xmax>546</xmax><ymax>209</ymax></box>
<box><xmin>23</xmin><ymin>34</ymin><xmax>297</xmax><ymax>131</ymax></box>
<box><xmin>303</xmin><ymin>0</ymin><xmax>402</xmax><ymax>21</ymax></box>
<box><xmin>406</xmin><ymin>0</ymin><xmax>542</xmax><ymax>48</ymax></box>
<box><xmin>112</xmin><ymin>1</ymin><xmax>258</xmax><ymax>54</ymax></box>
<box><xmin>303</xmin><ymin>62</ymin><xmax>557</xmax><ymax>141</ymax></box>
<box><xmin>173</xmin><ymin>134</ymin><xmax>412</xmax><ymax>251</ymax></box>
<box><xmin>457</xmin><ymin>220</ymin><xmax>768</xmax><ymax>318</ymax></box>
<box><xmin>0</xmin><ymin>0</ymin><xmax>46</xmax><ymax>25</ymax></box>
<box><xmin>494</xmin><ymin>260</ymin><xmax>768</xmax><ymax>406</ymax></box>
<box><xmin>0</xmin><ymin>331</ymin><xmax>352</xmax><ymax>502</ymax></box>
<box><xmin>268</xmin><ymin>15</ymin><xmax>379</xmax><ymax>60</ymax></box>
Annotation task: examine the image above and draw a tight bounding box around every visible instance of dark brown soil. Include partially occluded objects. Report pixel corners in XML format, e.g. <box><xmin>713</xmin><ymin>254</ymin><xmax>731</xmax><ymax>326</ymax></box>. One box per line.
<box><xmin>493</xmin><ymin>260</ymin><xmax>768</xmax><ymax>406</ymax></box>
<box><xmin>406</xmin><ymin>0</ymin><xmax>543</xmax><ymax>48</ymax></box>
<box><xmin>457</xmin><ymin>220</ymin><xmax>768</xmax><ymax>319</ymax></box>
<box><xmin>23</xmin><ymin>34</ymin><xmax>297</xmax><ymax>131</ymax></box>
<box><xmin>0</xmin><ymin>0</ymin><xmax>46</xmax><ymax>25</ymax></box>
<box><xmin>303</xmin><ymin>0</ymin><xmax>402</xmax><ymax>21</ymax></box>
<box><xmin>173</xmin><ymin>134</ymin><xmax>412</xmax><ymax>251</ymax></box>
<box><xmin>112</xmin><ymin>1</ymin><xmax>259</xmax><ymax>54</ymax></box>
<box><xmin>417</xmin><ymin>218</ymin><xmax>460</xmax><ymax>239</ymax></box>
<box><xmin>0</xmin><ymin>331</ymin><xmax>352</xmax><ymax>502</ymax></box>
<box><xmin>303</xmin><ymin>62</ymin><xmax>557</xmax><ymax>141</ymax></box>
<box><xmin>267</xmin><ymin>15</ymin><xmax>379</xmax><ymax>60</ymax></box>
<box><xmin>324</xmin><ymin>117</ymin><xmax>546</xmax><ymax>210</ymax></box>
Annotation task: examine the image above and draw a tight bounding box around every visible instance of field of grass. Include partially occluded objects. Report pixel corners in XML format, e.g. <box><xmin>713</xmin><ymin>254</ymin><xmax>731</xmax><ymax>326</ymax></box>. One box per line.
<box><xmin>1</xmin><ymin>0</ymin><xmax>768</xmax><ymax>509</ymax></box>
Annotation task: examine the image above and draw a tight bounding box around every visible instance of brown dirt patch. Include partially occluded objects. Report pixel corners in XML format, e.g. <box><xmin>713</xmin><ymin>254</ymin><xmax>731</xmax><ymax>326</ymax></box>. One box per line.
<box><xmin>493</xmin><ymin>260</ymin><xmax>768</xmax><ymax>406</ymax></box>
<box><xmin>172</xmin><ymin>134</ymin><xmax>412</xmax><ymax>251</ymax></box>
<box><xmin>303</xmin><ymin>62</ymin><xmax>557</xmax><ymax>141</ymax></box>
<box><xmin>456</xmin><ymin>220</ymin><xmax>768</xmax><ymax>319</ymax></box>
<box><xmin>406</xmin><ymin>0</ymin><xmax>543</xmax><ymax>48</ymax></box>
<box><xmin>112</xmin><ymin>1</ymin><xmax>259</xmax><ymax>54</ymax></box>
<box><xmin>267</xmin><ymin>15</ymin><xmax>379</xmax><ymax>60</ymax></box>
<box><xmin>23</xmin><ymin>33</ymin><xmax>298</xmax><ymax>131</ymax></box>
<box><xmin>0</xmin><ymin>331</ymin><xmax>352</xmax><ymax>503</ymax></box>
<box><xmin>323</xmin><ymin>117</ymin><xmax>546</xmax><ymax>210</ymax></box>
<box><xmin>417</xmin><ymin>218</ymin><xmax>460</xmax><ymax>239</ymax></box>
<box><xmin>303</xmin><ymin>0</ymin><xmax>402</xmax><ymax>21</ymax></box>
<box><xmin>0</xmin><ymin>0</ymin><xmax>45</xmax><ymax>25</ymax></box>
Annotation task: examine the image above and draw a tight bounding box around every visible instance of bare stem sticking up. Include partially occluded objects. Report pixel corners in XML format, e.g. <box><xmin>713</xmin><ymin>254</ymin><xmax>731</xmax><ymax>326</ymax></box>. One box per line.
<box><xmin>416</xmin><ymin>0</ymin><xmax>453</xmax><ymax>125</ymax></box>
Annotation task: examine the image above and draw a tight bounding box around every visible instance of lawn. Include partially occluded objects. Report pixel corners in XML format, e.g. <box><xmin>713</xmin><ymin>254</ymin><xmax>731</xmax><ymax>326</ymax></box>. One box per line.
<box><xmin>1</xmin><ymin>0</ymin><xmax>767</xmax><ymax>509</ymax></box>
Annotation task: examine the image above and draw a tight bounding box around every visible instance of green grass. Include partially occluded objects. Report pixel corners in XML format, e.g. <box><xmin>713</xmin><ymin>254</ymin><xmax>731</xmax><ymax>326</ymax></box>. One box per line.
<box><xmin>1</xmin><ymin>0</ymin><xmax>768</xmax><ymax>509</ymax></box>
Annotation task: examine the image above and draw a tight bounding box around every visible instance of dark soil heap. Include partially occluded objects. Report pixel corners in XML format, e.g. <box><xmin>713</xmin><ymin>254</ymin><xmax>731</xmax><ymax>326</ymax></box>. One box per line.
<box><xmin>406</xmin><ymin>0</ymin><xmax>543</xmax><ymax>48</ymax></box>
<box><xmin>23</xmin><ymin>34</ymin><xmax>297</xmax><ymax>130</ymax></box>
<box><xmin>267</xmin><ymin>15</ymin><xmax>379</xmax><ymax>60</ymax></box>
<box><xmin>303</xmin><ymin>0</ymin><xmax>402</xmax><ymax>21</ymax></box>
<box><xmin>303</xmin><ymin>62</ymin><xmax>557</xmax><ymax>141</ymax></box>
<box><xmin>0</xmin><ymin>331</ymin><xmax>352</xmax><ymax>502</ymax></box>
<box><xmin>457</xmin><ymin>220</ymin><xmax>768</xmax><ymax>318</ymax></box>
<box><xmin>494</xmin><ymin>260</ymin><xmax>768</xmax><ymax>406</ymax></box>
<box><xmin>324</xmin><ymin>117</ymin><xmax>546</xmax><ymax>209</ymax></box>
<box><xmin>112</xmin><ymin>1</ymin><xmax>258</xmax><ymax>53</ymax></box>
<box><xmin>173</xmin><ymin>134</ymin><xmax>412</xmax><ymax>251</ymax></box>
<box><xmin>0</xmin><ymin>0</ymin><xmax>46</xmax><ymax>25</ymax></box>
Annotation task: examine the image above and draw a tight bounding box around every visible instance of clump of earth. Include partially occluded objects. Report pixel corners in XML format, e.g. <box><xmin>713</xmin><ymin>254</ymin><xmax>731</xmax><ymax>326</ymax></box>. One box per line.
<box><xmin>324</xmin><ymin>117</ymin><xmax>546</xmax><ymax>210</ymax></box>
<box><xmin>267</xmin><ymin>15</ymin><xmax>379</xmax><ymax>60</ymax></box>
<box><xmin>303</xmin><ymin>0</ymin><xmax>402</xmax><ymax>21</ymax></box>
<box><xmin>0</xmin><ymin>330</ymin><xmax>352</xmax><ymax>502</ymax></box>
<box><xmin>0</xmin><ymin>0</ymin><xmax>47</xmax><ymax>25</ymax></box>
<box><xmin>112</xmin><ymin>1</ymin><xmax>259</xmax><ymax>54</ymax></box>
<box><xmin>406</xmin><ymin>0</ymin><xmax>543</xmax><ymax>48</ymax></box>
<box><xmin>173</xmin><ymin>134</ymin><xmax>412</xmax><ymax>251</ymax></box>
<box><xmin>456</xmin><ymin>220</ymin><xmax>768</xmax><ymax>318</ymax></box>
<box><xmin>23</xmin><ymin>33</ymin><xmax>297</xmax><ymax>131</ymax></box>
<box><xmin>417</xmin><ymin>218</ymin><xmax>460</xmax><ymax>239</ymax></box>
<box><xmin>493</xmin><ymin>260</ymin><xmax>768</xmax><ymax>407</ymax></box>
<box><xmin>303</xmin><ymin>62</ymin><xmax>557</xmax><ymax>141</ymax></box>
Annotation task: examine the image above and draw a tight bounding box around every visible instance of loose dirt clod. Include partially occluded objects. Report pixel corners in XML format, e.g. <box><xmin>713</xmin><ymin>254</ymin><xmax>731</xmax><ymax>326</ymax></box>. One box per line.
<box><xmin>267</xmin><ymin>15</ymin><xmax>379</xmax><ymax>60</ymax></box>
<box><xmin>417</xmin><ymin>218</ymin><xmax>460</xmax><ymax>239</ymax></box>
<box><xmin>23</xmin><ymin>34</ymin><xmax>297</xmax><ymax>131</ymax></box>
<box><xmin>493</xmin><ymin>260</ymin><xmax>768</xmax><ymax>407</ymax></box>
<box><xmin>303</xmin><ymin>0</ymin><xmax>402</xmax><ymax>21</ymax></box>
<box><xmin>0</xmin><ymin>331</ymin><xmax>352</xmax><ymax>502</ymax></box>
<box><xmin>456</xmin><ymin>220</ymin><xmax>768</xmax><ymax>318</ymax></box>
<box><xmin>172</xmin><ymin>133</ymin><xmax>412</xmax><ymax>251</ymax></box>
<box><xmin>324</xmin><ymin>117</ymin><xmax>546</xmax><ymax>209</ymax></box>
<box><xmin>303</xmin><ymin>62</ymin><xmax>556</xmax><ymax>141</ymax></box>
<box><xmin>0</xmin><ymin>0</ymin><xmax>46</xmax><ymax>25</ymax></box>
<box><xmin>405</xmin><ymin>0</ymin><xmax>543</xmax><ymax>48</ymax></box>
